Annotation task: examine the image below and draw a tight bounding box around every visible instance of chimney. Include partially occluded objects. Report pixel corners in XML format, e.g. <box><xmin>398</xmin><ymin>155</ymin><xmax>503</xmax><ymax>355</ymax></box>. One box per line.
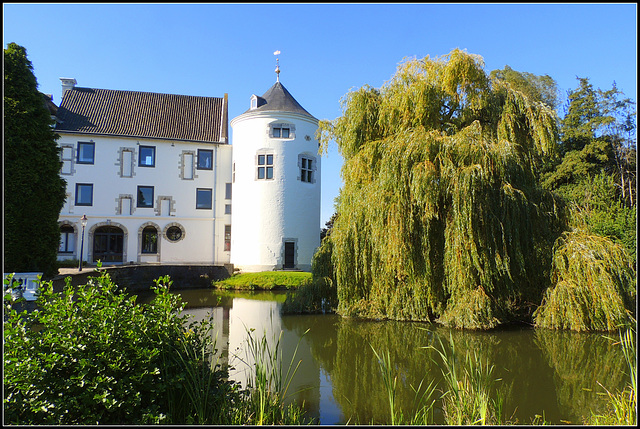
<box><xmin>60</xmin><ymin>78</ymin><xmax>77</xmax><ymax>100</ymax></box>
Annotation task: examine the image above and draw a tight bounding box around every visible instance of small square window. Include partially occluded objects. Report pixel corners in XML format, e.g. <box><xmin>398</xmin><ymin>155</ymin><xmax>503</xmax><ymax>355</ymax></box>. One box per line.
<box><xmin>75</xmin><ymin>183</ymin><xmax>93</xmax><ymax>206</ymax></box>
<box><xmin>77</xmin><ymin>142</ymin><xmax>95</xmax><ymax>164</ymax></box>
<box><xmin>257</xmin><ymin>153</ymin><xmax>274</xmax><ymax>180</ymax></box>
<box><xmin>196</xmin><ymin>188</ymin><xmax>212</xmax><ymax>209</ymax></box>
<box><xmin>137</xmin><ymin>186</ymin><xmax>154</xmax><ymax>208</ymax></box>
<box><xmin>139</xmin><ymin>146</ymin><xmax>156</xmax><ymax>167</ymax></box>
<box><xmin>197</xmin><ymin>149</ymin><xmax>213</xmax><ymax>170</ymax></box>
<box><xmin>225</xmin><ymin>204</ymin><xmax>232</xmax><ymax>214</ymax></box>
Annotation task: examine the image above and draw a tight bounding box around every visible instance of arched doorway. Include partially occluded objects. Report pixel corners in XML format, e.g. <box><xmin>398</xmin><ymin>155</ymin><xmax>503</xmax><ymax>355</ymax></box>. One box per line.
<box><xmin>93</xmin><ymin>226</ymin><xmax>124</xmax><ymax>263</ymax></box>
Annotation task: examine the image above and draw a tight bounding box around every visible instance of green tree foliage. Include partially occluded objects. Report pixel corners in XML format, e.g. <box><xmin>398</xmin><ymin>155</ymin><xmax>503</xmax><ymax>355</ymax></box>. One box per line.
<box><xmin>319</xmin><ymin>49</ymin><xmax>566</xmax><ymax>329</ymax></box>
<box><xmin>4</xmin><ymin>43</ymin><xmax>66</xmax><ymax>278</ymax></box>
<box><xmin>543</xmin><ymin>77</ymin><xmax>636</xmax><ymax>262</ymax></box>
<box><xmin>490</xmin><ymin>65</ymin><xmax>559</xmax><ymax>110</ymax></box>
<box><xmin>533</xmin><ymin>231</ymin><xmax>636</xmax><ymax>331</ymax></box>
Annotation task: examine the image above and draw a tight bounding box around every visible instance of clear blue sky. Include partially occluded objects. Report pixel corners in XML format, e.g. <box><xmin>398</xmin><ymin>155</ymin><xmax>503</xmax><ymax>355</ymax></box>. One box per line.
<box><xmin>4</xmin><ymin>3</ymin><xmax>637</xmax><ymax>227</ymax></box>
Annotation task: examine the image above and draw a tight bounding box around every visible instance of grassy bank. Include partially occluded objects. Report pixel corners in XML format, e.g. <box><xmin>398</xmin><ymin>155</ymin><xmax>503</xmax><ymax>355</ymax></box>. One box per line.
<box><xmin>213</xmin><ymin>271</ymin><xmax>312</xmax><ymax>290</ymax></box>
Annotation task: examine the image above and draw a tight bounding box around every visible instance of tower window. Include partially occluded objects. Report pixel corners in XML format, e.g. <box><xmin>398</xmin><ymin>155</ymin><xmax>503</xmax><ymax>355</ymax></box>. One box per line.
<box><xmin>270</xmin><ymin>123</ymin><xmax>295</xmax><ymax>139</ymax></box>
<box><xmin>257</xmin><ymin>154</ymin><xmax>274</xmax><ymax>180</ymax></box>
<box><xmin>273</xmin><ymin>126</ymin><xmax>290</xmax><ymax>138</ymax></box>
<box><xmin>301</xmin><ymin>157</ymin><xmax>313</xmax><ymax>183</ymax></box>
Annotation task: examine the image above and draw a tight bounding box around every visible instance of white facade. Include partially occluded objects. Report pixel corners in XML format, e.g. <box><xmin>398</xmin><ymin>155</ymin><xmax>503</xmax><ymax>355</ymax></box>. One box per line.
<box><xmin>230</xmin><ymin>91</ymin><xmax>321</xmax><ymax>272</ymax></box>
<box><xmin>55</xmin><ymin>78</ymin><xmax>321</xmax><ymax>271</ymax></box>
<box><xmin>57</xmin><ymin>134</ymin><xmax>233</xmax><ymax>265</ymax></box>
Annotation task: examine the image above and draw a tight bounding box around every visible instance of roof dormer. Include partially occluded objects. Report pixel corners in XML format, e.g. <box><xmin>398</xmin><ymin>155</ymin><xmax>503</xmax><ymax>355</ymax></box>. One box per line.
<box><xmin>250</xmin><ymin>94</ymin><xmax>266</xmax><ymax>110</ymax></box>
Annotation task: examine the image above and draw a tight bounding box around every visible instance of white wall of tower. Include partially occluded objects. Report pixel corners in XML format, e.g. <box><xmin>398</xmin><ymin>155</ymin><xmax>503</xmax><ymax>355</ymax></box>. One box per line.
<box><xmin>230</xmin><ymin>110</ymin><xmax>321</xmax><ymax>272</ymax></box>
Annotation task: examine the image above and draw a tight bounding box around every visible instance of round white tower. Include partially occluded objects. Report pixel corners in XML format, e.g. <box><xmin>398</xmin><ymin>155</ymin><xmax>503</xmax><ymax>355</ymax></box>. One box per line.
<box><xmin>230</xmin><ymin>79</ymin><xmax>321</xmax><ymax>272</ymax></box>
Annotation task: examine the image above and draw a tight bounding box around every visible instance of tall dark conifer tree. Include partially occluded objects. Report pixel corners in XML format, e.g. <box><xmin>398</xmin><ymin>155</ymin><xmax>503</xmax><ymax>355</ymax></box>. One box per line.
<box><xmin>4</xmin><ymin>43</ymin><xmax>66</xmax><ymax>278</ymax></box>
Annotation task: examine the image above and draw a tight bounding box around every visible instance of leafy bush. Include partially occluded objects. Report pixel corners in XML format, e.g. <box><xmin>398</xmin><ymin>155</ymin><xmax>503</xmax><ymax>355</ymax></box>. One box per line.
<box><xmin>534</xmin><ymin>231</ymin><xmax>636</xmax><ymax>331</ymax></box>
<box><xmin>3</xmin><ymin>269</ymin><xmax>237</xmax><ymax>424</ymax></box>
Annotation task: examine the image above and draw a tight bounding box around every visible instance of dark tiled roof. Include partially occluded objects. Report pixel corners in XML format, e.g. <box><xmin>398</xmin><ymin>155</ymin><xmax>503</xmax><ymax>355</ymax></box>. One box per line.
<box><xmin>243</xmin><ymin>82</ymin><xmax>316</xmax><ymax>120</ymax></box>
<box><xmin>56</xmin><ymin>87</ymin><xmax>228</xmax><ymax>143</ymax></box>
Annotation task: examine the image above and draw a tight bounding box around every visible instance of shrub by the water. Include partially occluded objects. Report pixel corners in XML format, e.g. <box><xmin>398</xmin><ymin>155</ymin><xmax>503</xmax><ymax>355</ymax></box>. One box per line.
<box><xmin>3</xmin><ymin>269</ymin><xmax>310</xmax><ymax>425</ymax></box>
<box><xmin>3</xmin><ymin>269</ymin><xmax>238</xmax><ymax>424</ymax></box>
<box><xmin>533</xmin><ymin>231</ymin><xmax>636</xmax><ymax>331</ymax></box>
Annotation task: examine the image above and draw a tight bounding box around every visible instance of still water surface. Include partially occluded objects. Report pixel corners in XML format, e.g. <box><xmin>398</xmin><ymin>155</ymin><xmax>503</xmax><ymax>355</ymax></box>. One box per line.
<box><xmin>140</xmin><ymin>288</ymin><xmax>629</xmax><ymax>425</ymax></box>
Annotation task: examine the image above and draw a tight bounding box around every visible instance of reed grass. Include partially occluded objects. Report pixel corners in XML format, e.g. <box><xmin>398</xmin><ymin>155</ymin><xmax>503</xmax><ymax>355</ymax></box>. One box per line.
<box><xmin>371</xmin><ymin>344</ymin><xmax>438</xmax><ymax>425</ymax></box>
<box><xmin>588</xmin><ymin>323</ymin><xmax>636</xmax><ymax>425</ymax></box>
<box><xmin>426</xmin><ymin>332</ymin><xmax>505</xmax><ymax>425</ymax></box>
<box><xmin>232</xmin><ymin>325</ymin><xmax>313</xmax><ymax>425</ymax></box>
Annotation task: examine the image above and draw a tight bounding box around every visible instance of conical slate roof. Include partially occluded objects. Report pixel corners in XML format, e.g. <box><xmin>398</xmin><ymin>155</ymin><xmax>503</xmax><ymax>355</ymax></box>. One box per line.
<box><xmin>244</xmin><ymin>81</ymin><xmax>316</xmax><ymax>120</ymax></box>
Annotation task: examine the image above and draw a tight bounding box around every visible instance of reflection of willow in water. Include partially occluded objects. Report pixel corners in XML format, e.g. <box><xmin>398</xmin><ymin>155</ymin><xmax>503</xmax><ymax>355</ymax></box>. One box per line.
<box><xmin>534</xmin><ymin>329</ymin><xmax>627</xmax><ymax>423</ymax></box>
<box><xmin>285</xmin><ymin>314</ymin><xmax>627</xmax><ymax>425</ymax></box>
<box><xmin>330</xmin><ymin>320</ymin><xmax>439</xmax><ymax>424</ymax></box>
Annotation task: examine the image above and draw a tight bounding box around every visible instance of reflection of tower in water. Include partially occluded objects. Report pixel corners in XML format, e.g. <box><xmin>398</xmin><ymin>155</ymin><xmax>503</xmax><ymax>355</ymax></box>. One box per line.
<box><xmin>183</xmin><ymin>295</ymin><xmax>322</xmax><ymax>421</ymax></box>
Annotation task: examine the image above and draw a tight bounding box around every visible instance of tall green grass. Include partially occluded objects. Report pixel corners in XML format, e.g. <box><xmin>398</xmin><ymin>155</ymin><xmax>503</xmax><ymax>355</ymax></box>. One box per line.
<box><xmin>426</xmin><ymin>333</ymin><xmax>505</xmax><ymax>425</ymax></box>
<box><xmin>371</xmin><ymin>345</ymin><xmax>438</xmax><ymax>425</ymax></box>
<box><xmin>588</xmin><ymin>323</ymin><xmax>636</xmax><ymax>425</ymax></box>
<box><xmin>232</xmin><ymin>326</ymin><xmax>313</xmax><ymax>425</ymax></box>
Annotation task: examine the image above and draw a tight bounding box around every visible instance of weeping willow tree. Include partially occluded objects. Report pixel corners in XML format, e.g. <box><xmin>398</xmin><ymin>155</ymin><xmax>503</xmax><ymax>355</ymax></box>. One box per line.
<box><xmin>319</xmin><ymin>49</ymin><xmax>574</xmax><ymax>329</ymax></box>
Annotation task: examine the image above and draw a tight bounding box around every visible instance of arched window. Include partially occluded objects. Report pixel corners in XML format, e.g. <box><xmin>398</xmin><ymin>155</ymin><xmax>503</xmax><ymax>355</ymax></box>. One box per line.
<box><xmin>141</xmin><ymin>226</ymin><xmax>158</xmax><ymax>254</ymax></box>
<box><xmin>59</xmin><ymin>225</ymin><xmax>75</xmax><ymax>253</ymax></box>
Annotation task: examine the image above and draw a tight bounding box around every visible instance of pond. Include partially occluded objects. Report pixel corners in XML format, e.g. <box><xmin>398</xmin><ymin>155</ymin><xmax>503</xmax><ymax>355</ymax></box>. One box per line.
<box><xmin>137</xmin><ymin>288</ymin><xmax>630</xmax><ymax>425</ymax></box>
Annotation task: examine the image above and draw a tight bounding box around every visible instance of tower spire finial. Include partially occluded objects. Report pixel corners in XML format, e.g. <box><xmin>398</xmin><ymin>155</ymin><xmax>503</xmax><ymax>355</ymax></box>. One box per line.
<box><xmin>274</xmin><ymin>50</ymin><xmax>281</xmax><ymax>82</ymax></box>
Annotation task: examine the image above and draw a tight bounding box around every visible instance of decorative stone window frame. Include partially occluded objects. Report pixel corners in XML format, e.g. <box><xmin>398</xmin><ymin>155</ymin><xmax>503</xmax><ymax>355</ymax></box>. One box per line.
<box><xmin>163</xmin><ymin>222</ymin><xmax>186</xmax><ymax>243</ymax></box>
<box><xmin>87</xmin><ymin>220</ymin><xmax>128</xmax><ymax>263</ymax></box>
<box><xmin>297</xmin><ymin>153</ymin><xmax>317</xmax><ymax>184</ymax></box>
<box><xmin>268</xmin><ymin>122</ymin><xmax>296</xmax><ymax>140</ymax></box>
<box><xmin>138</xmin><ymin>221</ymin><xmax>161</xmax><ymax>262</ymax></box>
<box><xmin>58</xmin><ymin>220</ymin><xmax>78</xmax><ymax>257</ymax></box>
<box><xmin>60</xmin><ymin>144</ymin><xmax>75</xmax><ymax>175</ymax></box>
<box><xmin>155</xmin><ymin>195</ymin><xmax>176</xmax><ymax>216</ymax></box>
<box><xmin>115</xmin><ymin>194</ymin><xmax>134</xmax><ymax>215</ymax></box>
<box><xmin>116</xmin><ymin>147</ymin><xmax>136</xmax><ymax>178</ymax></box>
<box><xmin>179</xmin><ymin>150</ymin><xmax>197</xmax><ymax>180</ymax></box>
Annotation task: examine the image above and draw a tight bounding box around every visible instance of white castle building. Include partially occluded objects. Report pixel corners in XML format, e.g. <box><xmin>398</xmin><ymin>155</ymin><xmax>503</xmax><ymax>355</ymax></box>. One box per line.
<box><xmin>54</xmin><ymin>72</ymin><xmax>320</xmax><ymax>272</ymax></box>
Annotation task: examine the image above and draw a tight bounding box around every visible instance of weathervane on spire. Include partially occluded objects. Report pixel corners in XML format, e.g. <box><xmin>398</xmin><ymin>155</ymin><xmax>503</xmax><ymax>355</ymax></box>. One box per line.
<box><xmin>274</xmin><ymin>50</ymin><xmax>281</xmax><ymax>82</ymax></box>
